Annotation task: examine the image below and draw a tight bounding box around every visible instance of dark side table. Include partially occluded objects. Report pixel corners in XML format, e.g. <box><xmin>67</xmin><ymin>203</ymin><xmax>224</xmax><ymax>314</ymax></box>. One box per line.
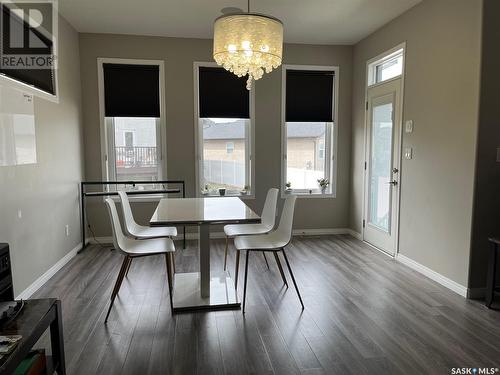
<box><xmin>0</xmin><ymin>299</ymin><xmax>66</xmax><ymax>374</ymax></box>
<box><xmin>486</xmin><ymin>238</ymin><xmax>500</xmax><ymax>308</ymax></box>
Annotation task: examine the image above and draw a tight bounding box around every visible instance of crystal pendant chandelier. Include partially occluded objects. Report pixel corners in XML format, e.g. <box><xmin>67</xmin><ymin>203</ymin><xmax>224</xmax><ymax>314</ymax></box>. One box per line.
<box><xmin>213</xmin><ymin>1</ymin><xmax>283</xmax><ymax>90</ymax></box>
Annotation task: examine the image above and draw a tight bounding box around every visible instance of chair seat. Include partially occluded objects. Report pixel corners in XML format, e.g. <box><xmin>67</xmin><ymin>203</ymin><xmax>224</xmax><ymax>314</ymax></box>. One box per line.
<box><xmin>132</xmin><ymin>225</ymin><xmax>177</xmax><ymax>239</ymax></box>
<box><xmin>122</xmin><ymin>236</ymin><xmax>175</xmax><ymax>256</ymax></box>
<box><xmin>234</xmin><ymin>232</ymin><xmax>288</xmax><ymax>251</ymax></box>
<box><xmin>224</xmin><ymin>223</ymin><xmax>273</xmax><ymax>237</ymax></box>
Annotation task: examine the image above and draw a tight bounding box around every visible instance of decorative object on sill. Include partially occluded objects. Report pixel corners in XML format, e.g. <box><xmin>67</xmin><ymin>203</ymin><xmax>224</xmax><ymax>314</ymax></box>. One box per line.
<box><xmin>219</xmin><ymin>188</ymin><xmax>226</xmax><ymax>196</ymax></box>
<box><xmin>213</xmin><ymin>0</ymin><xmax>283</xmax><ymax>90</ymax></box>
<box><xmin>317</xmin><ymin>178</ymin><xmax>330</xmax><ymax>193</ymax></box>
<box><xmin>285</xmin><ymin>181</ymin><xmax>292</xmax><ymax>192</ymax></box>
<box><xmin>240</xmin><ymin>185</ymin><xmax>250</xmax><ymax>195</ymax></box>
<box><xmin>202</xmin><ymin>184</ymin><xmax>210</xmax><ymax>195</ymax></box>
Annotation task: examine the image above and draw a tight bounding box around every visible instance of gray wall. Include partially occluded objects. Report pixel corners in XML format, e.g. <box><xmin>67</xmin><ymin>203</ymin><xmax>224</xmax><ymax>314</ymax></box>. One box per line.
<box><xmin>0</xmin><ymin>16</ymin><xmax>83</xmax><ymax>296</ymax></box>
<box><xmin>350</xmin><ymin>0</ymin><xmax>482</xmax><ymax>286</ymax></box>
<box><xmin>79</xmin><ymin>34</ymin><xmax>353</xmax><ymax>236</ymax></box>
<box><xmin>469</xmin><ymin>0</ymin><xmax>500</xmax><ymax>290</ymax></box>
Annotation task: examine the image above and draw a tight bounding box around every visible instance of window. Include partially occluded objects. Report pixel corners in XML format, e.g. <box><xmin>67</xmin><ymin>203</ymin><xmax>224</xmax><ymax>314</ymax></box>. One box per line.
<box><xmin>318</xmin><ymin>142</ymin><xmax>325</xmax><ymax>159</ymax></box>
<box><xmin>0</xmin><ymin>4</ymin><xmax>57</xmax><ymax>97</ymax></box>
<box><xmin>368</xmin><ymin>48</ymin><xmax>404</xmax><ymax>85</ymax></box>
<box><xmin>106</xmin><ymin>117</ymin><xmax>161</xmax><ymax>181</ymax></box>
<box><xmin>99</xmin><ymin>60</ymin><xmax>164</xmax><ymax>183</ymax></box>
<box><xmin>195</xmin><ymin>65</ymin><xmax>253</xmax><ymax>195</ymax></box>
<box><xmin>282</xmin><ymin>66</ymin><xmax>337</xmax><ymax>196</ymax></box>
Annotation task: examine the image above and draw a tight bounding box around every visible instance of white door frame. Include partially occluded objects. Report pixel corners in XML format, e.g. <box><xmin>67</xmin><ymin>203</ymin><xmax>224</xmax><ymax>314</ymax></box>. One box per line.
<box><xmin>362</xmin><ymin>42</ymin><xmax>406</xmax><ymax>257</ymax></box>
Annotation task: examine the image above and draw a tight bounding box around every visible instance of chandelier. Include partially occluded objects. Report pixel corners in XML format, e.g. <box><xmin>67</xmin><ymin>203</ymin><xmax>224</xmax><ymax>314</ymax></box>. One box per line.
<box><xmin>213</xmin><ymin>2</ymin><xmax>283</xmax><ymax>90</ymax></box>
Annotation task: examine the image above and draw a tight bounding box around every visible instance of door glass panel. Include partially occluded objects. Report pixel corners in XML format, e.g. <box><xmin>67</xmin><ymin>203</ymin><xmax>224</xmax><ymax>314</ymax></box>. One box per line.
<box><xmin>369</xmin><ymin>101</ymin><xmax>393</xmax><ymax>232</ymax></box>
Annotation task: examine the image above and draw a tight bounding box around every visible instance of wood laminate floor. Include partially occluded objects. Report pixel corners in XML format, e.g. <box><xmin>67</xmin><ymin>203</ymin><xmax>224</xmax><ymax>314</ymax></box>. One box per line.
<box><xmin>34</xmin><ymin>235</ymin><xmax>500</xmax><ymax>375</ymax></box>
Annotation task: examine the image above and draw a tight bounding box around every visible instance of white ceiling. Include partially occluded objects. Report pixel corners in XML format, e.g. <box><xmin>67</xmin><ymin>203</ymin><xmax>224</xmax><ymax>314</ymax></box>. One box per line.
<box><xmin>58</xmin><ymin>0</ymin><xmax>422</xmax><ymax>45</ymax></box>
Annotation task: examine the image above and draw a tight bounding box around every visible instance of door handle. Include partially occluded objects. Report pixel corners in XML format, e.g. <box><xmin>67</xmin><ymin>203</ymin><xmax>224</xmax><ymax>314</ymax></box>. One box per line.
<box><xmin>386</xmin><ymin>180</ymin><xmax>398</xmax><ymax>186</ymax></box>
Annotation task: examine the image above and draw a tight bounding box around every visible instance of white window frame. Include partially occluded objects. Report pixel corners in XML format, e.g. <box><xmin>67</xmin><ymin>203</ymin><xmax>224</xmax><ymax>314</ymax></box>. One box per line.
<box><xmin>281</xmin><ymin>64</ymin><xmax>339</xmax><ymax>198</ymax></box>
<box><xmin>97</xmin><ymin>58</ymin><xmax>167</xmax><ymax>201</ymax></box>
<box><xmin>193</xmin><ymin>61</ymin><xmax>255</xmax><ymax>199</ymax></box>
<box><xmin>367</xmin><ymin>46</ymin><xmax>404</xmax><ymax>87</ymax></box>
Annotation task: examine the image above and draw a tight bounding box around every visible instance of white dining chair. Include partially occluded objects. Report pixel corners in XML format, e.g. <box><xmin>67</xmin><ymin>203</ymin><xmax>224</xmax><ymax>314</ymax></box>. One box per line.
<box><xmin>223</xmin><ymin>188</ymin><xmax>283</xmax><ymax>284</ymax></box>
<box><xmin>234</xmin><ymin>195</ymin><xmax>303</xmax><ymax>313</ymax></box>
<box><xmin>118</xmin><ymin>191</ymin><xmax>177</xmax><ymax>275</ymax></box>
<box><xmin>104</xmin><ymin>198</ymin><xmax>175</xmax><ymax>322</ymax></box>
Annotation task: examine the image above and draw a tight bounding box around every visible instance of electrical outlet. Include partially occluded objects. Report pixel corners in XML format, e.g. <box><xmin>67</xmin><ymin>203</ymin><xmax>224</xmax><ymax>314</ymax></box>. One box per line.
<box><xmin>65</xmin><ymin>225</ymin><xmax>70</xmax><ymax>237</ymax></box>
<box><xmin>17</xmin><ymin>210</ymin><xmax>22</xmax><ymax>219</ymax></box>
<box><xmin>496</xmin><ymin>147</ymin><xmax>500</xmax><ymax>162</ymax></box>
<box><xmin>404</xmin><ymin>148</ymin><xmax>413</xmax><ymax>160</ymax></box>
<box><xmin>405</xmin><ymin>120</ymin><xmax>414</xmax><ymax>133</ymax></box>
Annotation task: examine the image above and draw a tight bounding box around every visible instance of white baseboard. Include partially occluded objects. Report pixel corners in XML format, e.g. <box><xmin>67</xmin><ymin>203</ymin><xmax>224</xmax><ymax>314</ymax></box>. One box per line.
<box><xmin>396</xmin><ymin>253</ymin><xmax>468</xmax><ymax>297</ymax></box>
<box><xmin>292</xmin><ymin>228</ymin><xmax>355</xmax><ymax>237</ymax></box>
<box><xmin>87</xmin><ymin>228</ymin><xmax>361</xmax><ymax>245</ymax></box>
<box><xmin>16</xmin><ymin>242</ymin><xmax>81</xmax><ymax>300</ymax></box>
<box><xmin>346</xmin><ymin>229</ymin><xmax>362</xmax><ymax>240</ymax></box>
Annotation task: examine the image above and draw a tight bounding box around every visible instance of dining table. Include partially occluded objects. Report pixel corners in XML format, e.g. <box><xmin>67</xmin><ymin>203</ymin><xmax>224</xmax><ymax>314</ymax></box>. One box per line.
<box><xmin>150</xmin><ymin>197</ymin><xmax>260</xmax><ymax>312</ymax></box>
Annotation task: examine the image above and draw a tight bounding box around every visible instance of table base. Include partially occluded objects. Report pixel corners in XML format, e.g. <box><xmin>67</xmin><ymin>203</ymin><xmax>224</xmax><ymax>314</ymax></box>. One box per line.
<box><xmin>172</xmin><ymin>271</ymin><xmax>240</xmax><ymax>312</ymax></box>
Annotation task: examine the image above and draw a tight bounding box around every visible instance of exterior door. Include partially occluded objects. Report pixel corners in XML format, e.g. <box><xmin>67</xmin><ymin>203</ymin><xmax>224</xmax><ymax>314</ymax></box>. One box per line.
<box><xmin>363</xmin><ymin>78</ymin><xmax>401</xmax><ymax>255</ymax></box>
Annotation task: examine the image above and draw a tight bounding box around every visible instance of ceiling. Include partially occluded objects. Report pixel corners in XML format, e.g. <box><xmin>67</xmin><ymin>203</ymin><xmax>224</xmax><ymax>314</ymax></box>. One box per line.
<box><xmin>58</xmin><ymin>0</ymin><xmax>422</xmax><ymax>45</ymax></box>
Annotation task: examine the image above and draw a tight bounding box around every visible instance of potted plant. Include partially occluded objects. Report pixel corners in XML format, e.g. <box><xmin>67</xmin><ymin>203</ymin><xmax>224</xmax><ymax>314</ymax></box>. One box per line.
<box><xmin>285</xmin><ymin>181</ymin><xmax>292</xmax><ymax>192</ymax></box>
<box><xmin>219</xmin><ymin>188</ymin><xmax>226</xmax><ymax>196</ymax></box>
<box><xmin>240</xmin><ymin>185</ymin><xmax>250</xmax><ymax>195</ymax></box>
<box><xmin>317</xmin><ymin>178</ymin><xmax>330</xmax><ymax>193</ymax></box>
<box><xmin>201</xmin><ymin>184</ymin><xmax>210</xmax><ymax>195</ymax></box>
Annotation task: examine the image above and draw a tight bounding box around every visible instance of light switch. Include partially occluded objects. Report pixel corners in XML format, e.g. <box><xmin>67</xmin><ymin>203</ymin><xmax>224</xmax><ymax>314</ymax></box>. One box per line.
<box><xmin>404</xmin><ymin>148</ymin><xmax>413</xmax><ymax>160</ymax></box>
<box><xmin>405</xmin><ymin>120</ymin><xmax>414</xmax><ymax>133</ymax></box>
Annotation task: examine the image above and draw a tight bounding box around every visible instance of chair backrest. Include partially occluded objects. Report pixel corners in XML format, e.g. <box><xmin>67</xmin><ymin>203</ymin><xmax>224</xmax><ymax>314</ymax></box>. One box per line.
<box><xmin>104</xmin><ymin>197</ymin><xmax>129</xmax><ymax>255</ymax></box>
<box><xmin>117</xmin><ymin>191</ymin><xmax>141</xmax><ymax>236</ymax></box>
<box><xmin>261</xmin><ymin>188</ymin><xmax>279</xmax><ymax>229</ymax></box>
<box><xmin>274</xmin><ymin>195</ymin><xmax>297</xmax><ymax>245</ymax></box>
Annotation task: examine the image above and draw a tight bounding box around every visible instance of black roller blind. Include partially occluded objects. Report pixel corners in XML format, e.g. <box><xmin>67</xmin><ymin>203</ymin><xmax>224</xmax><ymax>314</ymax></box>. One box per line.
<box><xmin>286</xmin><ymin>70</ymin><xmax>334</xmax><ymax>122</ymax></box>
<box><xmin>0</xmin><ymin>5</ymin><xmax>55</xmax><ymax>95</ymax></box>
<box><xmin>199</xmin><ymin>67</ymin><xmax>249</xmax><ymax>119</ymax></box>
<box><xmin>103</xmin><ymin>63</ymin><xmax>160</xmax><ymax>117</ymax></box>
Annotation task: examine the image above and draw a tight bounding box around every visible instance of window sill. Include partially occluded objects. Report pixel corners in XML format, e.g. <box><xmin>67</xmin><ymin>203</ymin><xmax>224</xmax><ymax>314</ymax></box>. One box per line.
<box><xmin>199</xmin><ymin>192</ymin><xmax>255</xmax><ymax>200</ymax></box>
<box><xmin>281</xmin><ymin>190</ymin><xmax>336</xmax><ymax>199</ymax></box>
<box><xmin>106</xmin><ymin>194</ymin><xmax>168</xmax><ymax>203</ymax></box>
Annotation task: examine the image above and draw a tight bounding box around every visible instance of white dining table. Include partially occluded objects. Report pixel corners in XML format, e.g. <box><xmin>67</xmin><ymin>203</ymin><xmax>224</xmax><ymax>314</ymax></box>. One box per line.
<box><xmin>150</xmin><ymin>197</ymin><xmax>260</xmax><ymax>312</ymax></box>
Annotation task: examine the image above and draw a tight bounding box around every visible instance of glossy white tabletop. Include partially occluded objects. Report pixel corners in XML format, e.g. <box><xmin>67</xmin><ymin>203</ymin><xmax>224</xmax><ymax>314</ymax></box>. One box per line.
<box><xmin>150</xmin><ymin>197</ymin><xmax>260</xmax><ymax>226</ymax></box>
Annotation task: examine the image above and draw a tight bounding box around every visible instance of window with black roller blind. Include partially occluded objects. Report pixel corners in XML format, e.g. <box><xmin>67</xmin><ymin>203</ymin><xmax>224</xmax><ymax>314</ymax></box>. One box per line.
<box><xmin>195</xmin><ymin>65</ymin><xmax>253</xmax><ymax>196</ymax></box>
<box><xmin>0</xmin><ymin>4</ymin><xmax>56</xmax><ymax>95</ymax></box>
<box><xmin>282</xmin><ymin>66</ymin><xmax>337</xmax><ymax>196</ymax></box>
<box><xmin>99</xmin><ymin>60</ymin><xmax>164</xmax><ymax>183</ymax></box>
